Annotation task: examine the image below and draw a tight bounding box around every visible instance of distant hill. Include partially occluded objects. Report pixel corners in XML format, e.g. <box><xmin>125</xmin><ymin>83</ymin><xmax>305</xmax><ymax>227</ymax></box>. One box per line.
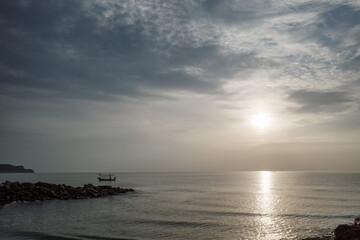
<box><xmin>0</xmin><ymin>164</ymin><xmax>34</xmax><ymax>173</ymax></box>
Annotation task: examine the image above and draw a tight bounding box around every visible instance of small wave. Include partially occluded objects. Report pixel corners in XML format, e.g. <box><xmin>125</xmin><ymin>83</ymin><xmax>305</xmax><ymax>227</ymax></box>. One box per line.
<box><xmin>280</xmin><ymin>213</ymin><xmax>355</xmax><ymax>219</ymax></box>
<box><xmin>298</xmin><ymin>195</ymin><xmax>357</xmax><ymax>202</ymax></box>
<box><xmin>198</xmin><ymin>210</ymin><xmax>262</xmax><ymax>217</ymax></box>
<box><xmin>1</xmin><ymin>230</ymin><xmax>135</xmax><ymax>240</ymax></box>
<box><xmin>133</xmin><ymin>218</ymin><xmax>222</xmax><ymax>228</ymax></box>
<box><xmin>1</xmin><ymin>230</ymin><xmax>80</xmax><ymax>240</ymax></box>
<box><xmin>188</xmin><ymin>209</ymin><xmax>355</xmax><ymax>220</ymax></box>
<box><xmin>72</xmin><ymin>234</ymin><xmax>135</xmax><ymax>240</ymax></box>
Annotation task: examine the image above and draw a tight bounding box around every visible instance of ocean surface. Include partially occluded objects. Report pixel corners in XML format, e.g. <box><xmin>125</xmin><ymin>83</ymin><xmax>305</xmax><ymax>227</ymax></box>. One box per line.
<box><xmin>0</xmin><ymin>172</ymin><xmax>359</xmax><ymax>240</ymax></box>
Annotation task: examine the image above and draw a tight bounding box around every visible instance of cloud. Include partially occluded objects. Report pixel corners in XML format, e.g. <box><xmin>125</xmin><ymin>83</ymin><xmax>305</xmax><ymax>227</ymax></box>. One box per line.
<box><xmin>1</xmin><ymin>0</ymin><xmax>359</xmax><ymax>103</ymax></box>
<box><xmin>287</xmin><ymin>89</ymin><xmax>357</xmax><ymax>113</ymax></box>
<box><xmin>0</xmin><ymin>0</ymin><xmax>360</xmax><ymax>171</ymax></box>
<box><xmin>342</xmin><ymin>55</ymin><xmax>360</xmax><ymax>71</ymax></box>
<box><xmin>0</xmin><ymin>0</ymin><xmax>280</xmax><ymax>103</ymax></box>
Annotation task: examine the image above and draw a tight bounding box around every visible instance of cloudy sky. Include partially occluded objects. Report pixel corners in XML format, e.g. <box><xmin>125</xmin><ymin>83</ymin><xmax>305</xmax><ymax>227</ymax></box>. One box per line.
<box><xmin>0</xmin><ymin>0</ymin><xmax>359</xmax><ymax>172</ymax></box>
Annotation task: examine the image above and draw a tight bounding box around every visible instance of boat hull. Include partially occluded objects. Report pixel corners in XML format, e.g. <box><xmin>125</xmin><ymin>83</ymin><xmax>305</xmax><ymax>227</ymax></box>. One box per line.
<box><xmin>97</xmin><ymin>177</ymin><xmax>116</xmax><ymax>182</ymax></box>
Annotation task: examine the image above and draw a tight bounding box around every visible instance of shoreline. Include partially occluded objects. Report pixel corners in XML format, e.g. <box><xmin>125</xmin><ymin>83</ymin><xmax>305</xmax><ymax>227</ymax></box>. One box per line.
<box><xmin>0</xmin><ymin>181</ymin><xmax>134</xmax><ymax>208</ymax></box>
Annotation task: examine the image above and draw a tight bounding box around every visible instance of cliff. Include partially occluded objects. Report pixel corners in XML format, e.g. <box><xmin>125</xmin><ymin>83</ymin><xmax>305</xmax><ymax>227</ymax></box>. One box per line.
<box><xmin>0</xmin><ymin>164</ymin><xmax>34</xmax><ymax>173</ymax></box>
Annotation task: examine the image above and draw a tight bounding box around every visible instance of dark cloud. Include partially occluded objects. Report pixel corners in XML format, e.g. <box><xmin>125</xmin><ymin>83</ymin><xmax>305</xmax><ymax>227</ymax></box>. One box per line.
<box><xmin>342</xmin><ymin>56</ymin><xmax>360</xmax><ymax>71</ymax></box>
<box><xmin>312</xmin><ymin>5</ymin><xmax>360</xmax><ymax>48</ymax></box>
<box><xmin>1</xmin><ymin>0</ymin><xmax>357</xmax><ymax>104</ymax></box>
<box><xmin>200</xmin><ymin>0</ymin><xmax>269</xmax><ymax>24</ymax></box>
<box><xmin>287</xmin><ymin>90</ymin><xmax>356</xmax><ymax>113</ymax></box>
<box><xmin>0</xmin><ymin>0</ymin><xmax>278</xmax><ymax>103</ymax></box>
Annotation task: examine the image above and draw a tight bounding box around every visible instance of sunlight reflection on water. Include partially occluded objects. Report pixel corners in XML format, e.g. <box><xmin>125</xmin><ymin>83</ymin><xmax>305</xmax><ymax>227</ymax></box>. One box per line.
<box><xmin>256</xmin><ymin>171</ymin><xmax>285</xmax><ymax>240</ymax></box>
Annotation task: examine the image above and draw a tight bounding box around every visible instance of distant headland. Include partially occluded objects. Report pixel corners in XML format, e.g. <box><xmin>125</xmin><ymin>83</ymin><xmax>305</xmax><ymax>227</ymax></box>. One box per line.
<box><xmin>0</xmin><ymin>164</ymin><xmax>34</xmax><ymax>173</ymax></box>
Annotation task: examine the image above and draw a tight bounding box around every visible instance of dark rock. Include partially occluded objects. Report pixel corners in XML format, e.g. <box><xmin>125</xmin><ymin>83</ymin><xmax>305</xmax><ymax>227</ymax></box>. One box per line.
<box><xmin>335</xmin><ymin>224</ymin><xmax>360</xmax><ymax>240</ymax></box>
<box><xmin>0</xmin><ymin>181</ymin><xmax>134</xmax><ymax>208</ymax></box>
<box><xmin>355</xmin><ymin>217</ymin><xmax>360</xmax><ymax>226</ymax></box>
<box><xmin>303</xmin><ymin>237</ymin><xmax>332</xmax><ymax>240</ymax></box>
<box><xmin>335</xmin><ymin>225</ymin><xmax>352</xmax><ymax>237</ymax></box>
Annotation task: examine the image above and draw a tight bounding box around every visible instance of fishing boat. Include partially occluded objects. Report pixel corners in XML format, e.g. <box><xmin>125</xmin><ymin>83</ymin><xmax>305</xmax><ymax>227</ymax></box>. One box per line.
<box><xmin>97</xmin><ymin>173</ymin><xmax>116</xmax><ymax>182</ymax></box>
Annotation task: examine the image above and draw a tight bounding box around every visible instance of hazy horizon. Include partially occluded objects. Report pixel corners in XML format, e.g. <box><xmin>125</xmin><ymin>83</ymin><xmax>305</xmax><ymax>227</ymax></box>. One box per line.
<box><xmin>5</xmin><ymin>170</ymin><xmax>360</xmax><ymax>174</ymax></box>
<box><xmin>1</xmin><ymin>0</ymin><xmax>359</xmax><ymax>172</ymax></box>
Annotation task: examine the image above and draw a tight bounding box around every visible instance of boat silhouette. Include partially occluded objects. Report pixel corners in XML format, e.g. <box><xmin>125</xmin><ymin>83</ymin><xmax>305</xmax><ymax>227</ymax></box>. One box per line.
<box><xmin>97</xmin><ymin>173</ymin><xmax>116</xmax><ymax>182</ymax></box>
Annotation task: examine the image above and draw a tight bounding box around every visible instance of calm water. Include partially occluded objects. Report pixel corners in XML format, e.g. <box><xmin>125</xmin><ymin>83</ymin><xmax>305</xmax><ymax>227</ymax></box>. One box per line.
<box><xmin>0</xmin><ymin>172</ymin><xmax>359</xmax><ymax>240</ymax></box>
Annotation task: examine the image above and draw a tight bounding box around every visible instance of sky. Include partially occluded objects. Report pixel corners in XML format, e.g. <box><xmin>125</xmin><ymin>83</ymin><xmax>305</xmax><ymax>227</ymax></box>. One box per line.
<box><xmin>0</xmin><ymin>0</ymin><xmax>359</xmax><ymax>172</ymax></box>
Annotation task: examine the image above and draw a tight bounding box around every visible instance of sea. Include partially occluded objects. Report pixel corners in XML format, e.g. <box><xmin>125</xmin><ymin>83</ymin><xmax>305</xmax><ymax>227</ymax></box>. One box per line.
<box><xmin>0</xmin><ymin>172</ymin><xmax>359</xmax><ymax>240</ymax></box>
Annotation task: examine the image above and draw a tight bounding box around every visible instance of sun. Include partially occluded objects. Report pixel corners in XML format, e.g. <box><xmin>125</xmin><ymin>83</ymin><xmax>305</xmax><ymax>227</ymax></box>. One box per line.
<box><xmin>251</xmin><ymin>113</ymin><xmax>271</xmax><ymax>129</ymax></box>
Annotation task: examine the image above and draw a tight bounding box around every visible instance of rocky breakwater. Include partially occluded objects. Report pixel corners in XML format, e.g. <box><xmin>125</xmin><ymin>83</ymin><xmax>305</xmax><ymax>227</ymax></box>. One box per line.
<box><xmin>0</xmin><ymin>181</ymin><xmax>134</xmax><ymax>207</ymax></box>
<box><xmin>304</xmin><ymin>217</ymin><xmax>360</xmax><ymax>240</ymax></box>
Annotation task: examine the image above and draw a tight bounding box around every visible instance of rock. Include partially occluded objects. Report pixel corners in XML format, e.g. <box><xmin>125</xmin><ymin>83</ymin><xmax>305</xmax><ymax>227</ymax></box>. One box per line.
<box><xmin>0</xmin><ymin>181</ymin><xmax>134</xmax><ymax>208</ymax></box>
<box><xmin>334</xmin><ymin>224</ymin><xmax>360</xmax><ymax>240</ymax></box>
<box><xmin>303</xmin><ymin>237</ymin><xmax>332</xmax><ymax>240</ymax></box>
<box><xmin>335</xmin><ymin>225</ymin><xmax>352</xmax><ymax>237</ymax></box>
<box><xmin>355</xmin><ymin>217</ymin><xmax>360</xmax><ymax>226</ymax></box>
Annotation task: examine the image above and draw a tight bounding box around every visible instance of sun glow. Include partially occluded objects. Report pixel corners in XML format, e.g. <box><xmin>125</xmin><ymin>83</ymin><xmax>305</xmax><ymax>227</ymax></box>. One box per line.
<box><xmin>251</xmin><ymin>113</ymin><xmax>271</xmax><ymax>130</ymax></box>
